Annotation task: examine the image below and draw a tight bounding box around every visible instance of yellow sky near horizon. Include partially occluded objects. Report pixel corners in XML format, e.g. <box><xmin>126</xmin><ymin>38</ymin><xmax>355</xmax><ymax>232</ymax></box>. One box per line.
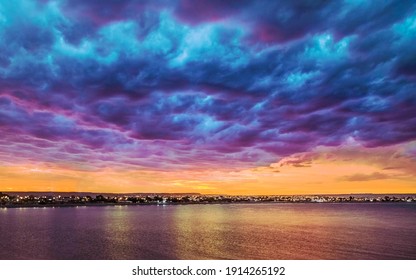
<box><xmin>1</xmin><ymin>142</ymin><xmax>416</xmax><ymax>195</ymax></box>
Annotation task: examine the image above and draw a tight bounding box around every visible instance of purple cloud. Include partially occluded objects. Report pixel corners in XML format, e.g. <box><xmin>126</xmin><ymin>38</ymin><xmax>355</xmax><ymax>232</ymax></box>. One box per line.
<box><xmin>0</xmin><ymin>0</ymin><xmax>415</xmax><ymax>171</ymax></box>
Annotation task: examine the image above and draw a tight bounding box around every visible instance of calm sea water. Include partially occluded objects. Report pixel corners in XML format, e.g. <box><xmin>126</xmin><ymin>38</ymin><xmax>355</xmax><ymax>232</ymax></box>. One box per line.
<box><xmin>0</xmin><ymin>203</ymin><xmax>415</xmax><ymax>260</ymax></box>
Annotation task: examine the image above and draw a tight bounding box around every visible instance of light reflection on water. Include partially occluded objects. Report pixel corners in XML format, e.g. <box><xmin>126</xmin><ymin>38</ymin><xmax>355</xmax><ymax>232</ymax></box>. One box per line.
<box><xmin>0</xmin><ymin>203</ymin><xmax>415</xmax><ymax>259</ymax></box>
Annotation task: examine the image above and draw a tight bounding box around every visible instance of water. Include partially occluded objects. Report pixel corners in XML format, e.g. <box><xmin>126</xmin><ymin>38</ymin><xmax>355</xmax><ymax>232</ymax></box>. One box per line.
<box><xmin>0</xmin><ymin>203</ymin><xmax>415</xmax><ymax>259</ymax></box>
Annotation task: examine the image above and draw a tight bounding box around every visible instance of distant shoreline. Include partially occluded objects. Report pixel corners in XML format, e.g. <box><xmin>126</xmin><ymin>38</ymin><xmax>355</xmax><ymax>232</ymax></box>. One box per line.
<box><xmin>2</xmin><ymin>192</ymin><xmax>415</xmax><ymax>209</ymax></box>
<box><xmin>2</xmin><ymin>200</ymin><xmax>416</xmax><ymax>209</ymax></box>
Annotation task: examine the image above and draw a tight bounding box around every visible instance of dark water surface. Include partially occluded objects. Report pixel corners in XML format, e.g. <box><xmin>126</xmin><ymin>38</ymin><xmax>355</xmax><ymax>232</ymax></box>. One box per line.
<box><xmin>1</xmin><ymin>203</ymin><xmax>415</xmax><ymax>259</ymax></box>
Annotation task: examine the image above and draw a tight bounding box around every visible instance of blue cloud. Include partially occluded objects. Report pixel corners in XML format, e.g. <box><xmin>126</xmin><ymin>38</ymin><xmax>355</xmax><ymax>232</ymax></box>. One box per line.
<box><xmin>0</xmin><ymin>0</ymin><xmax>415</xmax><ymax>169</ymax></box>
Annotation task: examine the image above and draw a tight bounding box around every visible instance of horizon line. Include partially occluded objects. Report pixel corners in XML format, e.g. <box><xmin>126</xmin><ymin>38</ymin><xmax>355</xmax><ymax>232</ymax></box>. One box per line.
<box><xmin>2</xmin><ymin>191</ymin><xmax>416</xmax><ymax>196</ymax></box>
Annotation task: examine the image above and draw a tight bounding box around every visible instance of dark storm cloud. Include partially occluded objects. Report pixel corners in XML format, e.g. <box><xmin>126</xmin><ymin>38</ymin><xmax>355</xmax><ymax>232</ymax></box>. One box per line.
<box><xmin>0</xmin><ymin>0</ymin><xmax>415</xmax><ymax>169</ymax></box>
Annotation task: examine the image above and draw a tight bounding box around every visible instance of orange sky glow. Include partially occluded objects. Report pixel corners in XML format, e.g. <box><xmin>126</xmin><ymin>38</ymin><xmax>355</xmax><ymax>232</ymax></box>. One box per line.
<box><xmin>2</xmin><ymin>140</ymin><xmax>415</xmax><ymax>195</ymax></box>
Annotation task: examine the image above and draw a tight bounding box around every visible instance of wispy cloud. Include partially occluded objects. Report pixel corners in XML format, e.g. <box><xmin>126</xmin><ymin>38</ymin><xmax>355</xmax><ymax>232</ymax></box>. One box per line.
<box><xmin>341</xmin><ymin>172</ymin><xmax>391</xmax><ymax>182</ymax></box>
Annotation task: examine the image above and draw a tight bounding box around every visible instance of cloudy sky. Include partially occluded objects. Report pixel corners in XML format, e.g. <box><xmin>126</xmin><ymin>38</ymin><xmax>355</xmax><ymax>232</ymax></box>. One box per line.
<box><xmin>0</xmin><ymin>0</ymin><xmax>415</xmax><ymax>194</ymax></box>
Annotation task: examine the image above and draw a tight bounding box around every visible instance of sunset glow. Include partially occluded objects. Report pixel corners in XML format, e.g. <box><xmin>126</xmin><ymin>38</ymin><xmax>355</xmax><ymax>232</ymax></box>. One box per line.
<box><xmin>1</xmin><ymin>1</ymin><xmax>415</xmax><ymax>194</ymax></box>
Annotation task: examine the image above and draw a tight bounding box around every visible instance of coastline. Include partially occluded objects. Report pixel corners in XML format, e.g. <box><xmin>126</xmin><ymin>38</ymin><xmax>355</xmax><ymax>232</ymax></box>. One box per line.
<box><xmin>2</xmin><ymin>200</ymin><xmax>416</xmax><ymax>209</ymax></box>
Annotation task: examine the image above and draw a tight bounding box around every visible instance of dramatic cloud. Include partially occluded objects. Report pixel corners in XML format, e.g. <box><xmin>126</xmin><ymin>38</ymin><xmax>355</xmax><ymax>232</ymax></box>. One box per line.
<box><xmin>0</xmin><ymin>1</ymin><xmax>415</xmax><ymax>193</ymax></box>
<box><xmin>272</xmin><ymin>139</ymin><xmax>416</xmax><ymax>175</ymax></box>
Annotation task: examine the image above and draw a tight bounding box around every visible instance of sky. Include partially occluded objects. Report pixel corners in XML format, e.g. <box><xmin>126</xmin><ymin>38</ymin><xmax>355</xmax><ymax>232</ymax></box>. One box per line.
<box><xmin>0</xmin><ymin>0</ymin><xmax>415</xmax><ymax>195</ymax></box>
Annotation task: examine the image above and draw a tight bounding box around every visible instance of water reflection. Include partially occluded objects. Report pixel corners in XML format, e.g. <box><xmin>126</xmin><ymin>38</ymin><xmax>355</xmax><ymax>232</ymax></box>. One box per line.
<box><xmin>171</xmin><ymin>205</ymin><xmax>233</xmax><ymax>259</ymax></box>
<box><xmin>0</xmin><ymin>203</ymin><xmax>415</xmax><ymax>259</ymax></box>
